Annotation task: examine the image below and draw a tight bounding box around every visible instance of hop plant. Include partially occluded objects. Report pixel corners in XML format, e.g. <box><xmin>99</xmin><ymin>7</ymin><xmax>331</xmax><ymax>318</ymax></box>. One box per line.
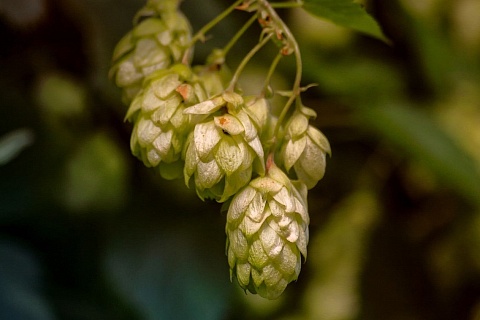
<box><xmin>109</xmin><ymin>0</ymin><xmax>192</xmax><ymax>103</ymax></box>
<box><xmin>280</xmin><ymin>108</ymin><xmax>331</xmax><ymax>189</ymax></box>
<box><xmin>111</xmin><ymin>0</ymin><xmax>332</xmax><ymax>300</ymax></box>
<box><xmin>225</xmin><ymin>158</ymin><xmax>309</xmax><ymax>299</ymax></box>
<box><xmin>183</xmin><ymin>92</ymin><xmax>265</xmax><ymax>202</ymax></box>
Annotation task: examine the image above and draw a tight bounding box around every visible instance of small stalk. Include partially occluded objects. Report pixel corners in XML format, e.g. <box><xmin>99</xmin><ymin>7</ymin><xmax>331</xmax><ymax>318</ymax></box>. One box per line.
<box><xmin>226</xmin><ymin>33</ymin><xmax>274</xmax><ymax>92</ymax></box>
<box><xmin>258</xmin><ymin>0</ymin><xmax>304</xmax><ymax>140</ymax></box>
<box><xmin>182</xmin><ymin>0</ymin><xmax>245</xmax><ymax>65</ymax></box>
<box><xmin>222</xmin><ymin>14</ymin><xmax>259</xmax><ymax>58</ymax></box>
<box><xmin>190</xmin><ymin>0</ymin><xmax>245</xmax><ymax>45</ymax></box>
<box><xmin>262</xmin><ymin>51</ymin><xmax>283</xmax><ymax>95</ymax></box>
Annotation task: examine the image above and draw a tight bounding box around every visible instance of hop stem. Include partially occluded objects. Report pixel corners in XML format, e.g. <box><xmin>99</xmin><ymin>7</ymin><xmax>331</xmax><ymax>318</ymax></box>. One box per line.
<box><xmin>223</xmin><ymin>14</ymin><xmax>258</xmax><ymax>58</ymax></box>
<box><xmin>183</xmin><ymin>0</ymin><xmax>245</xmax><ymax>62</ymax></box>
<box><xmin>226</xmin><ymin>32</ymin><xmax>274</xmax><ymax>92</ymax></box>
<box><xmin>257</xmin><ymin>0</ymin><xmax>304</xmax><ymax>147</ymax></box>
<box><xmin>262</xmin><ymin>51</ymin><xmax>283</xmax><ymax>96</ymax></box>
<box><xmin>191</xmin><ymin>0</ymin><xmax>244</xmax><ymax>44</ymax></box>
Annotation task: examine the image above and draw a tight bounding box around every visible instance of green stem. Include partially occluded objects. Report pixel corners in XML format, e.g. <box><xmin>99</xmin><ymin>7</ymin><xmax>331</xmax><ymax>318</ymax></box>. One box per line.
<box><xmin>190</xmin><ymin>0</ymin><xmax>244</xmax><ymax>45</ymax></box>
<box><xmin>262</xmin><ymin>52</ymin><xmax>283</xmax><ymax>95</ymax></box>
<box><xmin>182</xmin><ymin>0</ymin><xmax>245</xmax><ymax>64</ymax></box>
<box><xmin>259</xmin><ymin>0</ymin><xmax>303</xmax><ymax>139</ymax></box>
<box><xmin>226</xmin><ymin>33</ymin><xmax>273</xmax><ymax>92</ymax></box>
<box><xmin>223</xmin><ymin>14</ymin><xmax>258</xmax><ymax>58</ymax></box>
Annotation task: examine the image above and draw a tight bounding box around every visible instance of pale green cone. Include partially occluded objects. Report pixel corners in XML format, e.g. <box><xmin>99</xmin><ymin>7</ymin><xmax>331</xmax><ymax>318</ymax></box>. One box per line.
<box><xmin>243</xmin><ymin>96</ymin><xmax>273</xmax><ymax>145</ymax></box>
<box><xmin>128</xmin><ymin>64</ymin><xmax>207</xmax><ymax>179</ymax></box>
<box><xmin>193</xmin><ymin>49</ymin><xmax>232</xmax><ymax>99</ymax></box>
<box><xmin>280</xmin><ymin>109</ymin><xmax>331</xmax><ymax>189</ymax></box>
<box><xmin>225</xmin><ymin>162</ymin><xmax>309</xmax><ymax>299</ymax></box>
<box><xmin>183</xmin><ymin>92</ymin><xmax>266</xmax><ymax>202</ymax></box>
<box><xmin>194</xmin><ymin>65</ymin><xmax>230</xmax><ymax>100</ymax></box>
<box><xmin>109</xmin><ymin>0</ymin><xmax>192</xmax><ymax>103</ymax></box>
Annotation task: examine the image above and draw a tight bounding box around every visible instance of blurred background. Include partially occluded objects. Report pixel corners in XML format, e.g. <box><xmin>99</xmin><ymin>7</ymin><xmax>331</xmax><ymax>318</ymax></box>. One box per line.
<box><xmin>1</xmin><ymin>0</ymin><xmax>480</xmax><ymax>319</ymax></box>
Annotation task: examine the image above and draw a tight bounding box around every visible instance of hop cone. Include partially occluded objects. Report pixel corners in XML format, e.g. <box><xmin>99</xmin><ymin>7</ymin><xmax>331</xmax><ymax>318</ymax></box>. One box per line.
<box><xmin>183</xmin><ymin>92</ymin><xmax>265</xmax><ymax>202</ymax></box>
<box><xmin>109</xmin><ymin>0</ymin><xmax>192</xmax><ymax>103</ymax></box>
<box><xmin>226</xmin><ymin>160</ymin><xmax>309</xmax><ymax>299</ymax></box>
<box><xmin>243</xmin><ymin>96</ymin><xmax>271</xmax><ymax>137</ymax></box>
<box><xmin>128</xmin><ymin>64</ymin><xmax>207</xmax><ymax>179</ymax></box>
<box><xmin>193</xmin><ymin>68</ymin><xmax>229</xmax><ymax>101</ymax></box>
<box><xmin>280</xmin><ymin>109</ymin><xmax>331</xmax><ymax>189</ymax></box>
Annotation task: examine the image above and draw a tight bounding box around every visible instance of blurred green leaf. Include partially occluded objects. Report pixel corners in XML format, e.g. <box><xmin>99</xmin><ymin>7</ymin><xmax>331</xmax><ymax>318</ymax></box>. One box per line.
<box><xmin>302</xmin><ymin>52</ymin><xmax>404</xmax><ymax>101</ymax></box>
<box><xmin>0</xmin><ymin>128</ymin><xmax>34</xmax><ymax>166</ymax></box>
<box><xmin>0</xmin><ymin>240</ymin><xmax>54</xmax><ymax>320</ymax></box>
<box><xmin>359</xmin><ymin>103</ymin><xmax>480</xmax><ymax>207</ymax></box>
<box><xmin>62</xmin><ymin>131</ymin><xmax>129</xmax><ymax>214</ymax></box>
<box><xmin>36</xmin><ymin>73</ymin><xmax>87</xmax><ymax>119</ymax></box>
<box><xmin>302</xmin><ymin>0</ymin><xmax>388</xmax><ymax>42</ymax></box>
<box><xmin>303</xmin><ymin>190</ymin><xmax>380</xmax><ymax>320</ymax></box>
<box><xmin>409</xmin><ymin>21</ymin><xmax>456</xmax><ymax>94</ymax></box>
<box><xmin>388</xmin><ymin>1</ymin><xmax>457</xmax><ymax>94</ymax></box>
<box><xmin>104</xmin><ymin>221</ymin><xmax>230</xmax><ymax>320</ymax></box>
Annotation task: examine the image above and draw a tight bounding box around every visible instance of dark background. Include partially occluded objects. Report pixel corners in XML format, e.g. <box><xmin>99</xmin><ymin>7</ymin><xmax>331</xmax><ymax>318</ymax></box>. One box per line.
<box><xmin>1</xmin><ymin>0</ymin><xmax>480</xmax><ymax>319</ymax></box>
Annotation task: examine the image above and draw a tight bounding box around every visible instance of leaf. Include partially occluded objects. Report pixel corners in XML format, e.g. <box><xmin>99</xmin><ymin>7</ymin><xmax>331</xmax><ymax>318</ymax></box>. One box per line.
<box><xmin>62</xmin><ymin>131</ymin><xmax>129</xmax><ymax>213</ymax></box>
<box><xmin>359</xmin><ymin>103</ymin><xmax>480</xmax><ymax>207</ymax></box>
<box><xmin>305</xmin><ymin>189</ymin><xmax>380</xmax><ymax>319</ymax></box>
<box><xmin>0</xmin><ymin>128</ymin><xmax>34</xmax><ymax>166</ymax></box>
<box><xmin>0</xmin><ymin>240</ymin><xmax>55</xmax><ymax>320</ymax></box>
<box><xmin>302</xmin><ymin>0</ymin><xmax>388</xmax><ymax>42</ymax></box>
<box><xmin>104</xmin><ymin>219</ymin><xmax>231</xmax><ymax>320</ymax></box>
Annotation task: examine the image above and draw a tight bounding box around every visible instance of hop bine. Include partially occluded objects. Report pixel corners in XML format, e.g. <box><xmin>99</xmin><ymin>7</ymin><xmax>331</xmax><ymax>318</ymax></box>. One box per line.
<box><xmin>110</xmin><ymin>0</ymin><xmax>331</xmax><ymax>300</ymax></box>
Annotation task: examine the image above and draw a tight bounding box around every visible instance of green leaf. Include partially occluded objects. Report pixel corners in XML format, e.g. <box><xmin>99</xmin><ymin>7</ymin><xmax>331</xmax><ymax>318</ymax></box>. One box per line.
<box><xmin>0</xmin><ymin>241</ymin><xmax>55</xmax><ymax>320</ymax></box>
<box><xmin>0</xmin><ymin>128</ymin><xmax>34</xmax><ymax>166</ymax></box>
<box><xmin>62</xmin><ymin>131</ymin><xmax>129</xmax><ymax>214</ymax></box>
<box><xmin>305</xmin><ymin>189</ymin><xmax>379</xmax><ymax>319</ymax></box>
<box><xmin>104</xmin><ymin>219</ymin><xmax>231</xmax><ymax>320</ymax></box>
<box><xmin>302</xmin><ymin>0</ymin><xmax>388</xmax><ymax>42</ymax></box>
<box><xmin>359</xmin><ymin>103</ymin><xmax>480</xmax><ymax>207</ymax></box>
